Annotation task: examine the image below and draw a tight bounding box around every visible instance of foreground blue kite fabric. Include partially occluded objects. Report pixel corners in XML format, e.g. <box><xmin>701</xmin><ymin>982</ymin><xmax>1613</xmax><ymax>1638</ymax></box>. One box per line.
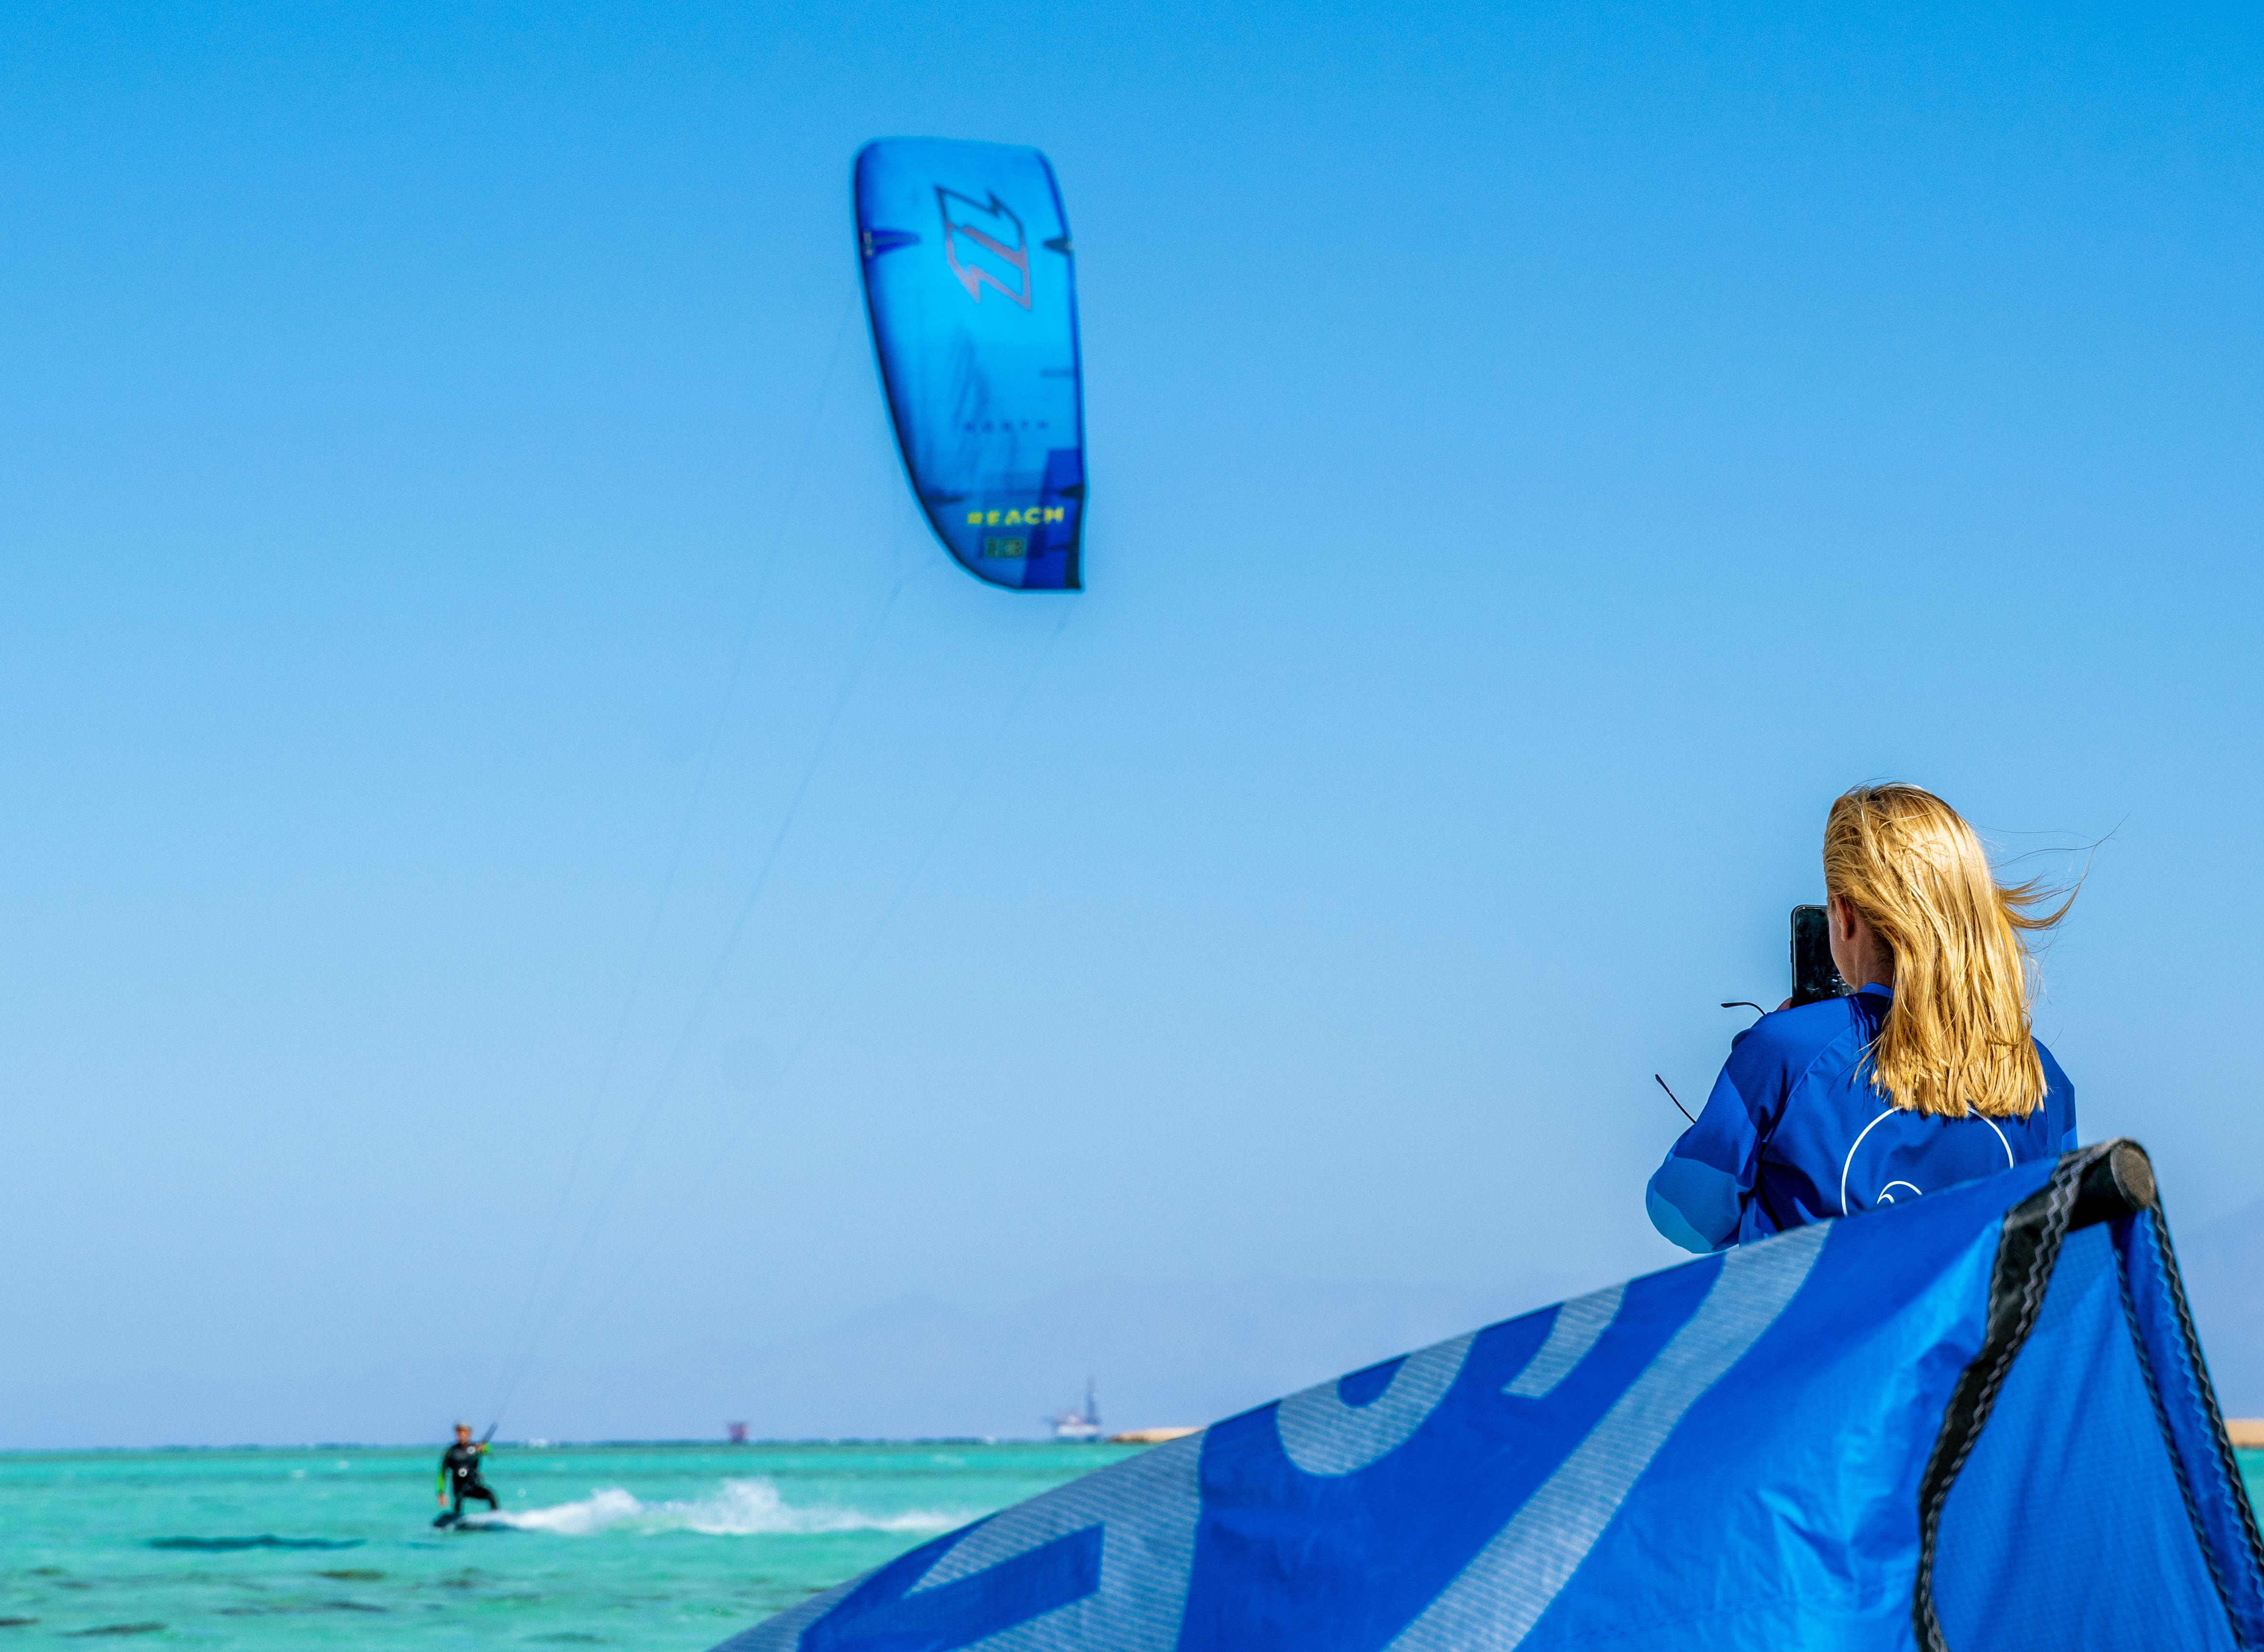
<box><xmin>716</xmin><ymin>1142</ymin><xmax>2264</xmax><ymax>1652</ymax></box>
<box><xmin>855</xmin><ymin>138</ymin><xmax>1085</xmax><ymax>591</ymax></box>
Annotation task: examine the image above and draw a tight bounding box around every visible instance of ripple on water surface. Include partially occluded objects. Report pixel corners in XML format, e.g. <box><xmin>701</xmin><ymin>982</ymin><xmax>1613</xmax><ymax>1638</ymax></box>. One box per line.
<box><xmin>0</xmin><ymin>1441</ymin><xmax>1137</xmax><ymax>1649</ymax></box>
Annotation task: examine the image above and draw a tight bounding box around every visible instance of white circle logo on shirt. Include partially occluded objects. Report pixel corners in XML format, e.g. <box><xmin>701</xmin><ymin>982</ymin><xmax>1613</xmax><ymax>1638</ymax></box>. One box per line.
<box><xmin>1839</xmin><ymin>1109</ymin><xmax>2014</xmax><ymax>1215</ymax></box>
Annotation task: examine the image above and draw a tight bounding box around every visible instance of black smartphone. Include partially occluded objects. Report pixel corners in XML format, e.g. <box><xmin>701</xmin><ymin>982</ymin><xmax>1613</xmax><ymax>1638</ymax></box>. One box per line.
<box><xmin>1790</xmin><ymin>905</ymin><xmax>1849</xmax><ymax>1007</ymax></box>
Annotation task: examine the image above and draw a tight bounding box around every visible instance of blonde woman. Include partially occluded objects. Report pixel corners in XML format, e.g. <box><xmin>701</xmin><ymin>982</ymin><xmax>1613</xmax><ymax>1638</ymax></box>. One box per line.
<box><xmin>1647</xmin><ymin>785</ymin><xmax>2077</xmax><ymax>1252</ymax></box>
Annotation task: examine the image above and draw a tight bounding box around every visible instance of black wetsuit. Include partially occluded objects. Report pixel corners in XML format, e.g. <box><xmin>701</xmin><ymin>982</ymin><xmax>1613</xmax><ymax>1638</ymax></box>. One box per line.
<box><xmin>440</xmin><ymin>1441</ymin><xmax>498</xmax><ymax>1516</ymax></box>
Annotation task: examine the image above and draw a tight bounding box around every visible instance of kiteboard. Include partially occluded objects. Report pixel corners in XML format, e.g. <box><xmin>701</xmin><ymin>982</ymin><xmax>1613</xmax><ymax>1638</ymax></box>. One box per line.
<box><xmin>430</xmin><ymin>1511</ymin><xmax>510</xmax><ymax>1533</ymax></box>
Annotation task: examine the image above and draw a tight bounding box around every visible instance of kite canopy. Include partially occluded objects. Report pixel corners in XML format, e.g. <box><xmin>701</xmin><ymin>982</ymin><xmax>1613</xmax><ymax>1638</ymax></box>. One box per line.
<box><xmin>855</xmin><ymin>138</ymin><xmax>1085</xmax><ymax>592</ymax></box>
<box><xmin>713</xmin><ymin>1141</ymin><xmax>2264</xmax><ymax>1652</ymax></box>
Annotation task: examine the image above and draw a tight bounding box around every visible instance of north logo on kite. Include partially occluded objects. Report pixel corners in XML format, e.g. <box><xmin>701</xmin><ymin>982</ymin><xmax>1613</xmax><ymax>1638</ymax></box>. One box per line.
<box><xmin>936</xmin><ymin>187</ymin><xmax>1032</xmax><ymax>308</ymax></box>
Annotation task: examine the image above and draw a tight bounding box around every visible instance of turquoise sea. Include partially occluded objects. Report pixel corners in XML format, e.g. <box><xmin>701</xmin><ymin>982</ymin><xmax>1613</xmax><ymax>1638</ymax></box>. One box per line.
<box><xmin>4</xmin><ymin>1440</ymin><xmax>2260</xmax><ymax>1648</ymax></box>
<box><xmin>0</xmin><ymin>1441</ymin><xmax>1143</xmax><ymax>1649</ymax></box>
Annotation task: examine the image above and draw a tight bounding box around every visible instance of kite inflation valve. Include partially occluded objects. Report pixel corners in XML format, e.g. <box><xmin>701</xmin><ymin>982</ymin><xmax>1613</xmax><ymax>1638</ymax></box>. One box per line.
<box><xmin>2072</xmin><ymin>1138</ymin><xmax>2156</xmax><ymax>1228</ymax></box>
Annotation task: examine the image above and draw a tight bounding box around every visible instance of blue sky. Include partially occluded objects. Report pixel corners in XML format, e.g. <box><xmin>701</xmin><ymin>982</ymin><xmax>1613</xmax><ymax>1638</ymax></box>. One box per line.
<box><xmin>3</xmin><ymin>0</ymin><xmax>2260</xmax><ymax>1447</ymax></box>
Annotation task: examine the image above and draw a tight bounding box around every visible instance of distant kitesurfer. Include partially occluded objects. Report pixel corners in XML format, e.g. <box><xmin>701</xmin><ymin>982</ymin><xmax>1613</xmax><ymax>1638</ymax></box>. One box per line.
<box><xmin>1647</xmin><ymin>784</ymin><xmax>2078</xmax><ymax>1251</ymax></box>
<box><xmin>437</xmin><ymin>1422</ymin><xmax>499</xmax><ymax>1519</ymax></box>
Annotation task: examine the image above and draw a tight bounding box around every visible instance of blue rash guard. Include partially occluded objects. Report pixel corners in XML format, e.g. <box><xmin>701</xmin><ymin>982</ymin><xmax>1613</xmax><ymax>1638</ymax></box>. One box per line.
<box><xmin>1647</xmin><ymin>985</ymin><xmax>2077</xmax><ymax>1253</ymax></box>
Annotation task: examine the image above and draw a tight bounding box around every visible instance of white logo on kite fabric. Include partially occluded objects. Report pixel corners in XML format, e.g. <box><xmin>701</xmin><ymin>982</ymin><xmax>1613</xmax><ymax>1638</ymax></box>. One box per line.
<box><xmin>711</xmin><ymin>1431</ymin><xmax>1205</xmax><ymax>1652</ymax></box>
<box><xmin>1277</xmin><ymin>1332</ymin><xmax>1476</xmax><ymax>1477</ymax></box>
<box><xmin>921</xmin><ymin>1428</ymin><xmax>1201</xmax><ymax>1651</ymax></box>
<box><xmin>1505</xmin><ymin>1285</ymin><xmax>1626</xmax><ymax>1400</ymax></box>
<box><xmin>1385</xmin><ymin>1223</ymin><xmax>1829</xmax><ymax>1652</ymax></box>
<box><xmin>716</xmin><ymin>1233</ymin><xmax>1825</xmax><ymax>1652</ymax></box>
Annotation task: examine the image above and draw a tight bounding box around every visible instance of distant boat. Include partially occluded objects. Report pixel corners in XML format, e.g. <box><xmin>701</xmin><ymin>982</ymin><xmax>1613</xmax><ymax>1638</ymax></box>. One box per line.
<box><xmin>725</xmin><ymin>1422</ymin><xmax>749</xmax><ymax>1445</ymax></box>
<box><xmin>1106</xmin><ymin>1426</ymin><xmax>1198</xmax><ymax>1445</ymax></box>
<box><xmin>1046</xmin><ymin>1378</ymin><xmax>1103</xmax><ymax>1442</ymax></box>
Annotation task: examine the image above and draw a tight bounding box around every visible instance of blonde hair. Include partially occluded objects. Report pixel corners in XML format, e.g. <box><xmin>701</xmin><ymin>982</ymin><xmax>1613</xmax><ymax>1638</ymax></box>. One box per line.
<box><xmin>1823</xmin><ymin>785</ymin><xmax>2075</xmax><ymax>1119</ymax></box>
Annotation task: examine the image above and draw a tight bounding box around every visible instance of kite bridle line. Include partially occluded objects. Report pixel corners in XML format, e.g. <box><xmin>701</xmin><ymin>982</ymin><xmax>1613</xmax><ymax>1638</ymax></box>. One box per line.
<box><xmin>485</xmin><ymin>292</ymin><xmax>861</xmax><ymax>1433</ymax></box>
<box><xmin>512</xmin><ymin>594</ymin><xmax>1077</xmax><ymax>1399</ymax></box>
<box><xmin>492</xmin><ymin>525</ymin><xmax>915</xmax><ymax>1430</ymax></box>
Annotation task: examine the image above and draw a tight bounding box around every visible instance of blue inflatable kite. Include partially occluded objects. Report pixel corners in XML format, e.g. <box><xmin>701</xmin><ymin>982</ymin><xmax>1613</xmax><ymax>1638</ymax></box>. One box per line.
<box><xmin>854</xmin><ymin>138</ymin><xmax>1085</xmax><ymax>592</ymax></box>
<box><xmin>713</xmin><ymin>1141</ymin><xmax>2264</xmax><ymax>1651</ymax></box>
